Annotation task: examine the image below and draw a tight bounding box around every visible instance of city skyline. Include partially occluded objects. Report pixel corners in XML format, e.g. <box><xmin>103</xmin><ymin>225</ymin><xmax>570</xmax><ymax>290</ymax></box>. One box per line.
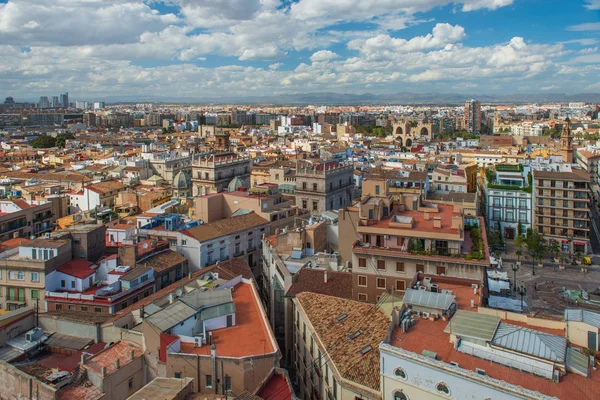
<box><xmin>0</xmin><ymin>0</ymin><xmax>600</xmax><ymax>99</ymax></box>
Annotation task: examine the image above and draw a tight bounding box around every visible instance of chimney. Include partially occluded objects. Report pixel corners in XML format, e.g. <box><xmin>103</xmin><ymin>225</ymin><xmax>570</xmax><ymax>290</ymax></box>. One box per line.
<box><xmin>115</xmin><ymin>359</ymin><xmax>120</xmax><ymax>369</ymax></box>
<box><xmin>323</xmin><ymin>270</ymin><xmax>328</xmax><ymax>284</ymax></box>
<box><xmin>423</xmin><ymin>211</ymin><xmax>430</xmax><ymax>220</ymax></box>
<box><xmin>130</xmin><ymin>350</ymin><xmax>135</xmax><ymax>360</ymax></box>
<box><xmin>188</xmin><ymin>271</ymin><xmax>192</xmax><ymax>279</ymax></box>
<box><xmin>101</xmin><ymin>367</ymin><xmax>106</xmax><ymax>378</ymax></box>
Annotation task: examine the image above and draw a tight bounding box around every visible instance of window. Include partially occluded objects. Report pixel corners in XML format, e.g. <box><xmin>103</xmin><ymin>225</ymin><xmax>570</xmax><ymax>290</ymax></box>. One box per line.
<box><xmin>358</xmin><ymin>258</ymin><xmax>366</xmax><ymax>268</ymax></box>
<box><xmin>313</xmin><ymin>183</ymin><xmax>318</xmax><ymax>191</ymax></box>
<box><xmin>436</xmin><ymin>382</ymin><xmax>450</xmax><ymax>396</ymax></box>
<box><xmin>394</xmin><ymin>367</ymin><xmax>407</xmax><ymax>380</ymax></box>
<box><xmin>128</xmin><ymin>378</ymin><xmax>133</xmax><ymax>389</ymax></box>
<box><xmin>61</xmin><ymin>280</ymin><xmax>66</xmax><ymax>288</ymax></box>
<box><xmin>377</xmin><ymin>260</ymin><xmax>385</xmax><ymax>270</ymax></box>
<box><xmin>81</xmin><ymin>306</ymin><xmax>88</xmax><ymax>312</ymax></box>
<box><xmin>375</xmin><ymin>185</ymin><xmax>380</xmax><ymax>195</ymax></box>
<box><xmin>358</xmin><ymin>293</ymin><xmax>367</xmax><ymax>302</ymax></box>
<box><xmin>56</xmin><ymin>304</ymin><xmax>63</xmax><ymax>310</ymax></box>
<box><xmin>437</xmin><ymin>266</ymin><xmax>446</xmax><ymax>275</ymax></box>
<box><xmin>302</xmin><ymin>200</ymin><xmax>307</xmax><ymax>209</ymax></box>
<box><xmin>377</xmin><ymin>278</ymin><xmax>386</xmax><ymax>289</ymax></box>
<box><xmin>396</xmin><ymin>262</ymin><xmax>405</xmax><ymax>272</ymax></box>
<box><xmin>358</xmin><ymin>275</ymin><xmax>367</xmax><ymax>287</ymax></box>
<box><xmin>393</xmin><ymin>391</ymin><xmax>408</xmax><ymax>400</ymax></box>
<box><xmin>31</xmin><ymin>249</ymin><xmax>36</xmax><ymax>259</ymax></box>
<box><xmin>71</xmin><ymin>281</ymin><xmax>75</xmax><ymax>289</ymax></box>
<box><xmin>312</xmin><ymin>201</ymin><xmax>318</xmax><ymax>211</ymax></box>
<box><xmin>395</xmin><ymin>280</ymin><xmax>406</xmax><ymax>291</ymax></box>
<box><xmin>225</xmin><ymin>376</ymin><xmax>231</xmax><ymax>391</ymax></box>
<box><xmin>31</xmin><ymin>290</ymin><xmax>38</xmax><ymax>299</ymax></box>
<box><xmin>17</xmin><ymin>271</ymin><xmax>24</xmax><ymax>281</ymax></box>
<box><xmin>416</xmin><ymin>264</ymin><xmax>425</xmax><ymax>273</ymax></box>
<box><xmin>95</xmin><ymin>307</ymin><xmax>102</xmax><ymax>313</ymax></box>
<box><xmin>206</xmin><ymin>375</ymin><xmax>212</xmax><ymax>388</ymax></box>
<box><xmin>174</xmin><ymin>372</ymin><xmax>181</xmax><ymax>379</ymax></box>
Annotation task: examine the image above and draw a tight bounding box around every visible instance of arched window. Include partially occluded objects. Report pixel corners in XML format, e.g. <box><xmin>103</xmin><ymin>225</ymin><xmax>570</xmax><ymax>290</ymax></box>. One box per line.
<box><xmin>436</xmin><ymin>382</ymin><xmax>450</xmax><ymax>396</ymax></box>
<box><xmin>393</xmin><ymin>390</ymin><xmax>408</xmax><ymax>400</ymax></box>
<box><xmin>394</xmin><ymin>367</ymin><xmax>407</xmax><ymax>380</ymax></box>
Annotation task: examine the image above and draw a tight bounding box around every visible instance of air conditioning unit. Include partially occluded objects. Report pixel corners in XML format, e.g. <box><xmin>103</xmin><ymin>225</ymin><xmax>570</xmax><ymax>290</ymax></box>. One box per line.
<box><xmin>421</xmin><ymin>312</ymin><xmax>430</xmax><ymax>319</ymax></box>
<box><xmin>384</xmin><ymin>235</ymin><xmax>390</xmax><ymax>240</ymax></box>
<box><xmin>194</xmin><ymin>337</ymin><xmax>201</xmax><ymax>347</ymax></box>
<box><xmin>471</xmin><ymin>284</ymin><xmax>478</xmax><ymax>290</ymax></box>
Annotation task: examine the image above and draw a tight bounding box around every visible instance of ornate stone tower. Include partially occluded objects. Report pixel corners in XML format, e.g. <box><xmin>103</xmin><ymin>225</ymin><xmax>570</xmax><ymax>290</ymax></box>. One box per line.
<box><xmin>561</xmin><ymin>117</ymin><xmax>573</xmax><ymax>163</ymax></box>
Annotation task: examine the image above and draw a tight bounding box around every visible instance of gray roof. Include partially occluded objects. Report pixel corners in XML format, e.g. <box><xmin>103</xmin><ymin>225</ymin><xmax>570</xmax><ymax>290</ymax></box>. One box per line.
<box><xmin>179</xmin><ymin>288</ymin><xmax>232</xmax><ymax>310</ymax></box>
<box><xmin>566</xmin><ymin>346</ymin><xmax>590</xmax><ymax>377</ymax></box>
<box><xmin>403</xmin><ymin>288</ymin><xmax>455</xmax><ymax>311</ymax></box>
<box><xmin>564</xmin><ymin>309</ymin><xmax>600</xmax><ymax>328</ymax></box>
<box><xmin>491</xmin><ymin>322</ymin><xmax>567</xmax><ymax>363</ymax></box>
<box><xmin>444</xmin><ymin>310</ymin><xmax>500</xmax><ymax>341</ymax></box>
<box><xmin>200</xmin><ymin>302</ymin><xmax>235</xmax><ymax>321</ymax></box>
<box><xmin>45</xmin><ymin>333</ymin><xmax>93</xmax><ymax>350</ymax></box>
<box><xmin>146</xmin><ymin>301</ymin><xmax>197</xmax><ymax>332</ymax></box>
<box><xmin>0</xmin><ymin>346</ymin><xmax>22</xmax><ymax>362</ymax></box>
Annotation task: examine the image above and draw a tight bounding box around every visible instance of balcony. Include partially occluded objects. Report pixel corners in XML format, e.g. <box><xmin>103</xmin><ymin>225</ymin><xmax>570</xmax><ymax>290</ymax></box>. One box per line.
<box><xmin>352</xmin><ymin>240</ymin><xmax>485</xmax><ymax>263</ymax></box>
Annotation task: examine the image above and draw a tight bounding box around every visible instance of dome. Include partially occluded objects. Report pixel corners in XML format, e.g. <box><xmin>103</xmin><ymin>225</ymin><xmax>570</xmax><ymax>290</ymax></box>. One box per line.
<box><xmin>172</xmin><ymin>171</ymin><xmax>190</xmax><ymax>189</ymax></box>
<box><xmin>227</xmin><ymin>176</ymin><xmax>246</xmax><ymax>192</ymax></box>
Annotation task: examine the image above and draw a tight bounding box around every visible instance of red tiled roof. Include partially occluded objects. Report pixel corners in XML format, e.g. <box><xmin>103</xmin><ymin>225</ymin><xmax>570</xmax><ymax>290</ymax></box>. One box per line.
<box><xmin>286</xmin><ymin>268</ymin><xmax>354</xmax><ymax>299</ymax></box>
<box><xmin>257</xmin><ymin>372</ymin><xmax>292</xmax><ymax>400</ymax></box>
<box><xmin>57</xmin><ymin>259</ymin><xmax>95</xmax><ymax>279</ymax></box>
<box><xmin>178</xmin><ymin>282</ymin><xmax>275</xmax><ymax>357</ymax></box>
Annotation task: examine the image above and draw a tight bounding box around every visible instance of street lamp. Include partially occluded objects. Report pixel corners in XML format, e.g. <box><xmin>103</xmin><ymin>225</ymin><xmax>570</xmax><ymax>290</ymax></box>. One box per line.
<box><xmin>517</xmin><ymin>281</ymin><xmax>527</xmax><ymax>313</ymax></box>
<box><xmin>567</xmin><ymin>235</ymin><xmax>573</xmax><ymax>263</ymax></box>
<box><xmin>512</xmin><ymin>263</ymin><xmax>519</xmax><ymax>292</ymax></box>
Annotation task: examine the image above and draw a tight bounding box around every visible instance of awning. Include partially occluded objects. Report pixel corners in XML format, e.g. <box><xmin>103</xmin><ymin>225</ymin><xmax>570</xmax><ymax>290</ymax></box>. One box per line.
<box><xmin>574</xmin><ymin>241</ymin><xmax>586</xmax><ymax>246</ymax></box>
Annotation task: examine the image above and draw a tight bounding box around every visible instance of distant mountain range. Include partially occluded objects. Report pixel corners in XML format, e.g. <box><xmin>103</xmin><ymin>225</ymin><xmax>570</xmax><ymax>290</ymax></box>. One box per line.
<box><xmin>98</xmin><ymin>91</ymin><xmax>600</xmax><ymax>106</ymax></box>
<box><xmin>17</xmin><ymin>92</ymin><xmax>600</xmax><ymax>106</ymax></box>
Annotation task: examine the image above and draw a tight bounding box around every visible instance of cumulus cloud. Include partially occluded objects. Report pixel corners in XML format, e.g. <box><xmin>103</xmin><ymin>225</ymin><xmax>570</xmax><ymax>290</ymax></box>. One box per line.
<box><xmin>310</xmin><ymin>50</ymin><xmax>340</xmax><ymax>62</ymax></box>
<box><xmin>584</xmin><ymin>0</ymin><xmax>600</xmax><ymax>10</ymax></box>
<box><xmin>0</xmin><ymin>0</ymin><xmax>594</xmax><ymax>98</ymax></box>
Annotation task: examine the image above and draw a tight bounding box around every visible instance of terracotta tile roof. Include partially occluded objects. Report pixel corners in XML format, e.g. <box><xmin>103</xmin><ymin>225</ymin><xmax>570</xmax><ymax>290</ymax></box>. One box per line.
<box><xmin>3</xmin><ymin>171</ymin><xmax>92</xmax><ymax>183</ymax></box>
<box><xmin>85</xmin><ymin>340</ymin><xmax>143</xmax><ymax>376</ymax></box>
<box><xmin>87</xmin><ymin>180</ymin><xmax>125</xmax><ymax>194</ymax></box>
<box><xmin>183</xmin><ymin>212</ymin><xmax>269</xmax><ymax>242</ymax></box>
<box><xmin>295</xmin><ymin>292</ymin><xmax>389</xmax><ymax>391</ymax></box>
<box><xmin>137</xmin><ymin>250</ymin><xmax>187</xmax><ymax>272</ymax></box>
<box><xmin>57</xmin><ymin>259</ymin><xmax>96</xmax><ymax>279</ymax></box>
<box><xmin>286</xmin><ymin>269</ymin><xmax>353</xmax><ymax>299</ymax></box>
<box><xmin>104</xmin><ymin>258</ymin><xmax>252</xmax><ymax>324</ymax></box>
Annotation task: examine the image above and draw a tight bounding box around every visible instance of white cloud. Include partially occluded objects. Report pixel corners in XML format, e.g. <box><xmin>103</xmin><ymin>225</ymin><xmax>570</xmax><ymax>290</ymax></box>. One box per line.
<box><xmin>540</xmin><ymin>85</ymin><xmax>558</xmax><ymax>91</ymax></box>
<box><xmin>0</xmin><ymin>0</ymin><xmax>179</xmax><ymax>46</ymax></box>
<box><xmin>310</xmin><ymin>50</ymin><xmax>340</xmax><ymax>62</ymax></box>
<box><xmin>567</xmin><ymin>22</ymin><xmax>600</xmax><ymax>31</ymax></box>
<box><xmin>584</xmin><ymin>0</ymin><xmax>600</xmax><ymax>10</ymax></box>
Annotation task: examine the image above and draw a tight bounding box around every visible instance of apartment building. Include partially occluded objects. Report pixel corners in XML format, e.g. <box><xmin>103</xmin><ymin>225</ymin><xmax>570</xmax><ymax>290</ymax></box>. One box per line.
<box><xmin>147</xmin><ymin>153</ymin><xmax>192</xmax><ymax>183</ymax></box>
<box><xmin>485</xmin><ymin>164</ymin><xmax>532</xmax><ymax>238</ymax></box>
<box><xmin>44</xmin><ymin>255</ymin><xmax>156</xmax><ymax>314</ymax></box>
<box><xmin>261</xmin><ymin>220</ymin><xmax>344</xmax><ymax>366</ymax></box>
<box><xmin>143</xmin><ymin>277</ymin><xmax>281</xmax><ymax>395</ymax></box>
<box><xmin>380</xmin><ymin>275</ymin><xmax>598</xmax><ymax>400</ymax></box>
<box><xmin>362</xmin><ymin>170</ymin><xmax>428</xmax><ymax>201</ymax></box>
<box><xmin>68</xmin><ymin>180</ymin><xmax>125</xmax><ymax>213</ymax></box>
<box><xmin>0</xmin><ymin>199</ymin><xmax>54</xmax><ymax>242</ymax></box>
<box><xmin>0</xmin><ymin>237</ymin><xmax>72</xmax><ymax>311</ymax></box>
<box><xmin>338</xmin><ymin>190</ymin><xmax>489</xmax><ymax>303</ymax></box>
<box><xmin>533</xmin><ymin>168</ymin><xmax>592</xmax><ymax>254</ymax></box>
<box><xmin>574</xmin><ymin>148</ymin><xmax>600</xmax><ymax>199</ymax></box>
<box><xmin>294</xmin><ymin>160</ymin><xmax>354</xmax><ymax>214</ymax></box>
<box><xmin>464</xmin><ymin>99</ymin><xmax>481</xmax><ymax>133</ymax></box>
<box><xmin>293</xmin><ymin>292</ymin><xmax>389</xmax><ymax>400</ymax></box>
<box><xmin>194</xmin><ymin>183</ymin><xmax>299</xmax><ymax>231</ymax></box>
<box><xmin>191</xmin><ymin>152</ymin><xmax>251</xmax><ymax>195</ymax></box>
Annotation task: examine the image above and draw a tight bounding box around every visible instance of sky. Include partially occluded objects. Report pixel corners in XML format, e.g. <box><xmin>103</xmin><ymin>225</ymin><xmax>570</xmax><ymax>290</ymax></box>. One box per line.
<box><xmin>0</xmin><ymin>0</ymin><xmax>600</xmax><ymax>101</ymax></box>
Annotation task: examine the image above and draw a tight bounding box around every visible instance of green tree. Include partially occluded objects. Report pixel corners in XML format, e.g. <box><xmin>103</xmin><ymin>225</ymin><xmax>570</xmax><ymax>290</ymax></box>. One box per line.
<box><xmin>55</xmin><ymin>136</ymin><xmax>66</xmax><ymax>148</ymax></box>
<box><xmin>525</xmin><ymin>230</ymin><xmax>544</xmax><ymax>275</ymax></box>
<box><xmin>514</xmin><ymin>234</ymin><xmax>525</xmax><ymax>262</ymax></box>
<box><xmin>31</xmin><ymin>135</ymin><xmax>57</xmax><ymax>148</ymax></box>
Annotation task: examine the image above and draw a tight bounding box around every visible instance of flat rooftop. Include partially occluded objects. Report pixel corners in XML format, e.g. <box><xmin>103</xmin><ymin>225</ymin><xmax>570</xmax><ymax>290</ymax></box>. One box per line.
<box><xmin>127</xmin><ymin>377</ymin><xmax>193</xmax><ymax>400</ymax></box>
<box><xmin>391</xmin><ymin>279</ymin><xmax>600</xmax><ymax>399</ymax></box>
<box><xmin>178</xmin><ymin>282</ymin><xmax>276</xmax><ymax>357</ymax></box>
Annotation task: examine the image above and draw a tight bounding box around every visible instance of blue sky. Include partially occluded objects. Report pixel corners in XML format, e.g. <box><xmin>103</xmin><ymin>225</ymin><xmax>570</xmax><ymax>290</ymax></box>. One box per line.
<box><xmin>0</xmin><ymin>0</ymin><xmax>599</xmax><ymax>100</ymax></box>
